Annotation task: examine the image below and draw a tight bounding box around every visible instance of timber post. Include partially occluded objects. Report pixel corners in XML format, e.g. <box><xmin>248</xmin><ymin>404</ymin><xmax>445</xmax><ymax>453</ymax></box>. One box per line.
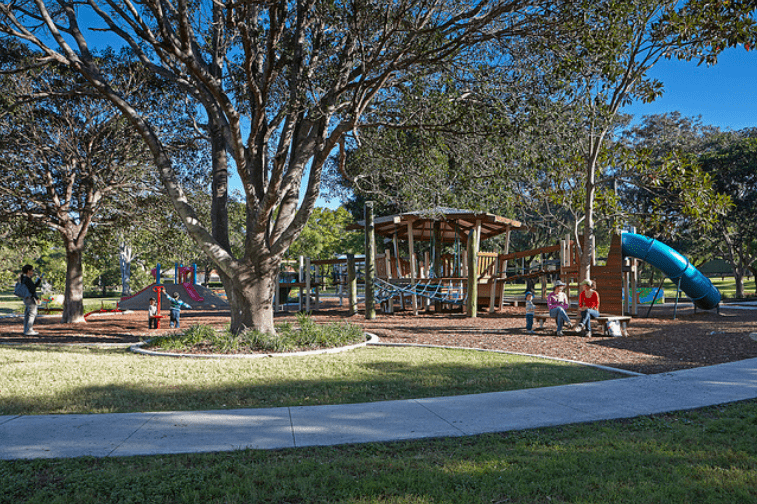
<box><xmin>347</xmin><ymin>253</ymin><xmax>357</xmax><ymax>316</ymax></box>
<box><xmin>364</xmin><ymin>201</ymin><xmax>376</xmax><ymax>320</ymax></box>
<box><xmin>433</xmin><ymin>220</ymin><xmax>442</xmax><ymax>312</ymax></box>
<box><xmin>466</xmin><ymin>227</ymin><xmax>479</xmax><ymax>317</ymax></box>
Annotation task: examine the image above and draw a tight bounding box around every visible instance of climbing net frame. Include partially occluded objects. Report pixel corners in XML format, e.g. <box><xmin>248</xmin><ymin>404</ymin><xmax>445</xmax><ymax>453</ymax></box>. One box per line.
<box><xmin>373</xmin><ymin>276</ymin><xmax>467</xmax><ymax>306</ymax></box>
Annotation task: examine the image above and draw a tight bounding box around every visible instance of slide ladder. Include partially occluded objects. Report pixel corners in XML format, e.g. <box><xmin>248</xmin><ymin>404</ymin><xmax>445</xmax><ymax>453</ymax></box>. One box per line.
<box><xmin>621</xmin><ymin>232</ymin><xmax>720</xmax><ymax>310</ymax></box>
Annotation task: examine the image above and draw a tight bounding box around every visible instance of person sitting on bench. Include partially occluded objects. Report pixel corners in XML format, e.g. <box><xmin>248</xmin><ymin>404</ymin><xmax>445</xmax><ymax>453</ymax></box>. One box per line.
<box><xmin>547</xmin><ymin>280</ymin><xmax>573</xmax><ymax>336</ymax></box>
<box><xmin>578</xmin><ymin>279</ymin><xmax>600</xmax><ymax>337</ymax></box>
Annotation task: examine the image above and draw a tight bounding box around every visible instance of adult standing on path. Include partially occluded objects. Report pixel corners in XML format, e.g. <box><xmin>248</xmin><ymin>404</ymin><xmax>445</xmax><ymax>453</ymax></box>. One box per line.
<box><xmin>20</xmin><ymin>264</ymin><xmax>42</xmax><ymax>336</ymax></box>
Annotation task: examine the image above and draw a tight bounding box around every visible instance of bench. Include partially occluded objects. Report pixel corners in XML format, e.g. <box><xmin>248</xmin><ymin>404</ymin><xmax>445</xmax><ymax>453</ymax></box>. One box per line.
<box><xmin>533</xmin><ymin>312</ymin><xmax>631</xmax><ymax>337</ymax></box>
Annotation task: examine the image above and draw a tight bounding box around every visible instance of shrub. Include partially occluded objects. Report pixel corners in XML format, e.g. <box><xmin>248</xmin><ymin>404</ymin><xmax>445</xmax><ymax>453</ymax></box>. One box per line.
<box><xmin>145</xmin><ymin>314</ymin><xmax>365</xmax><ymax>354</ymax></box>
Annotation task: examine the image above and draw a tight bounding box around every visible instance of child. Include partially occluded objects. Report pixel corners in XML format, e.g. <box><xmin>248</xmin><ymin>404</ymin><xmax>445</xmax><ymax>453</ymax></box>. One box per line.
<box><xmin>148</xmin><ymin>297</ymin><xmax>159</xmax><ymax>329</ymax></box>
<box><xmin>169</xmin><ymin>292</ymin><xmax>192</xmax><ymax>329</ymax></box>
<box><xmin>524</xmin><ymin>291</ymin><xmax>535</xmax><ymax>334</ymax></box>
<box><xmin>578</xmin><ymin>279</ymin><xmax>600</xmax><ymax>337</ymax></box>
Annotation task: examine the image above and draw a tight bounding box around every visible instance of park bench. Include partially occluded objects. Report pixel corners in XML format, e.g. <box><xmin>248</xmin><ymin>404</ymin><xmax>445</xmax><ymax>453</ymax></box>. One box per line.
<box><xmin>533</xmin><ymin>311</ymin><xmax>631</xmax><ymax>337</ymax></box>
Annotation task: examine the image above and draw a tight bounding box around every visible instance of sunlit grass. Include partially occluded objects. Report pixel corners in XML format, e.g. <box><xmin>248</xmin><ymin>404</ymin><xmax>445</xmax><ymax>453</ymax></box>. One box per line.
<box><xmin>0</xmin><ymin>292</ymin><xmax>120</xmax><ymax>315</ymax></box>
<box><xmin>0</xmin><ymin>345</ymin><xmax>617</xmax><ymax>416</ymax></box>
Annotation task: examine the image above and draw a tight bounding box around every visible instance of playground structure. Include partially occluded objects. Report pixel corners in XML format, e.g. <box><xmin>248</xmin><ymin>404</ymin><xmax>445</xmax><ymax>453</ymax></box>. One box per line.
<box><xmin>118</xmin><ymin>262</ymin><xmax>229</xmax><ymax>311</ymax></box>
<box><xmin>345</xmin><ymin>208</ymin><xmax>721</xmax><ymax>319</ymax></box>
<box><xmin>369</xmin><ymin>238</ymin><xmax>581</xmax><ymax>314</ymax></box>
<box><xmin>572</xmin><ymin>231</ymin><xmax>721</xmax><ymax>318</ymax></box>
<box><xmin>348</xmin><ymin>207</ymin><xmax>551</xmax><ymax>315</ymax></box>
<box><xmin>271</xmin><ymin>204</ymin><xmax>722</xmax><ymax>321</ymax></box>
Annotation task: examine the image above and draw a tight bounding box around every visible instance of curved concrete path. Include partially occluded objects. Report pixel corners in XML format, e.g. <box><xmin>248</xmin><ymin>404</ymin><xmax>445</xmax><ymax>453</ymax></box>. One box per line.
<box><xmin>2</xmin><ymin>357</ymin><xmax>757</xmax><ymax>460</ymax></box>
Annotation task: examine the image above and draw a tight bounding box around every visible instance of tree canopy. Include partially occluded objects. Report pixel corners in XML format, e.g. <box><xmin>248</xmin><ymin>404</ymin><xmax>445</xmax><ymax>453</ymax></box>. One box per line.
<box><xmin>0</xmin><ymin>0</ymin><xmax>568</xmax><ymax>332</ymax></box>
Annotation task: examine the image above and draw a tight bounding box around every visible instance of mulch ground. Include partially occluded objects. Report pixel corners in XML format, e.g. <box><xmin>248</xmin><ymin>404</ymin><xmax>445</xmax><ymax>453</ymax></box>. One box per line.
<box><xmin>2</xmin><ymin>301</ymin><xmax>757</xmax><ymax>375</ymax></box>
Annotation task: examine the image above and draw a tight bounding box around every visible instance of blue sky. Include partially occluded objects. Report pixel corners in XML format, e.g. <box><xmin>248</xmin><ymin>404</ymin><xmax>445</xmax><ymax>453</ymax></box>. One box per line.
<box><xmin>623</xmin><ymin>46</ymin><xmax>757</xmax><ymax>131</ymax></box>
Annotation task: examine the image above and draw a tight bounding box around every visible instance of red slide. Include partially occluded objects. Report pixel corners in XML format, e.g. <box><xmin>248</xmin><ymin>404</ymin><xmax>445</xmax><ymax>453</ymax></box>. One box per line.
<box><xmin>182</xmin><ymin>282</ymin><xmax>205</xmax><ymax>302</ymax></box>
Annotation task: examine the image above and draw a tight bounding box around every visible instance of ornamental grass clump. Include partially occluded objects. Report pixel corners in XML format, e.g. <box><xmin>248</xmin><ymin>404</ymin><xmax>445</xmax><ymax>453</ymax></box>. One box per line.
<box><xmin>148</xmin><ymin>324</ymin><xmax>221</xmax><ymax>351</ymax></box>
<box><xmin>146</xmin><ymin>313</ymin><xmax>365</xmax><ymax>354</ymax></box>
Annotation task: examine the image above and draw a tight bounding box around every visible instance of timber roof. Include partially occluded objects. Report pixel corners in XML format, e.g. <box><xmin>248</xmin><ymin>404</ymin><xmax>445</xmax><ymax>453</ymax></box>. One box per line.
<box><xmin>348</xmin><ymin>207</ymin><xmax>523</xmax><ymax>243</ymax></box>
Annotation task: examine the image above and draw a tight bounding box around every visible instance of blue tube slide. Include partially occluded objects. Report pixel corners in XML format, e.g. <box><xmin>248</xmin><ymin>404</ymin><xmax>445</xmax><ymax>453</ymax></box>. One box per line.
<box><xmin>620</xmin><ymin>232</ymin><xmax>721</xmax><ymax>310</ymax></box>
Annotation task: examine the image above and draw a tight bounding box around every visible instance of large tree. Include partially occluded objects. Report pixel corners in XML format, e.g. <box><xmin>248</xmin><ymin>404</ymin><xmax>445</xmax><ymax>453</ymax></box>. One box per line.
<box><xmin>547</xmin><ymin>0</ymin><xmax>757</xmax><ymax>280</ymax></box>
<box><xmin>699</xmin><ymin>133</ymin><xmax>757</xmax><ymax>298</ymax></box>
<box><xmin>0</xmin><ymin>49</ymin><xmax>152</xmax><ymax>322</ymax></box>
<box><xmin>334</xmin><ymin>2</ymin><xmax>757</xmax><ymax>270</ymax></box>
<box><xmin>620</xmin><ymin>112</ymin><xmax>726</xmax><ymax>242</ymax></box>
<box><xmin>0</xmin><ymin>0</ymin><xmax>556</xmax><ymax>334</ymax></box>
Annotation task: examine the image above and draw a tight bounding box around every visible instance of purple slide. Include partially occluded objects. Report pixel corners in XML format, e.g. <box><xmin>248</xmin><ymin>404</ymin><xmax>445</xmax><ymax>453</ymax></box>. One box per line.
<box><xmin>182</xmin><ymin>282</ymin><xmax>205</xmax><ymax>303</ymax></box>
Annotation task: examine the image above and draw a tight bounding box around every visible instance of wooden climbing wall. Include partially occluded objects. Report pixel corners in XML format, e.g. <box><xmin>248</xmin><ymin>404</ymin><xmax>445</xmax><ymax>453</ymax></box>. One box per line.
<box><xmin>592</xmin><ymin>234</ymin><xmax>624</xmax><ymax>315</ymax></box>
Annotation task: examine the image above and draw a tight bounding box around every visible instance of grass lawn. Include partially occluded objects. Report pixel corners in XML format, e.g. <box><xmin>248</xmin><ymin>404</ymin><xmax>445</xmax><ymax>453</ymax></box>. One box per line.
<box><xmin>2</xmin><ymin>288</ymin><xmax>756</xmax><ymax>502</ymax></box>
<box><xmin>0</xmin><ymin>292</ymin><xmax>120</xmax><ymax>316</ymax></box>
<box><xmin>2</xmin><ymin>400</ymin><xmax>756</xmax><ymax>503</ymax></box>
<box><xmin>0</xmin><ymin>345</ymin><xmax>617</xmax><ymax>415</ymax></box>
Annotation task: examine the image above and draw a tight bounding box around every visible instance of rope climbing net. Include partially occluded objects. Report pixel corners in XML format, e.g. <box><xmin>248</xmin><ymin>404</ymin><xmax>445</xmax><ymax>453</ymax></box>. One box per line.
<box><xmin>373</xmin><ymin>277</ymin><xmax>467</xmax><ymax>305</ymax></box>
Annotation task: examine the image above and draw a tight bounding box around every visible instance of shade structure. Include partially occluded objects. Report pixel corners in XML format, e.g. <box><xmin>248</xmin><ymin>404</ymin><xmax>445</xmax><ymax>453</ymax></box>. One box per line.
<box><xmin>348</xmin><ymin>207</ymin><xmax>522</xmax><ymax>243</ymax></box>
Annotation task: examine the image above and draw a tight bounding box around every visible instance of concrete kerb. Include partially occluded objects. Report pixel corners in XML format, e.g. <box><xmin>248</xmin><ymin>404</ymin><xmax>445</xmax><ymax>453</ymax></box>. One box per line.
<box><xmin>129</xmin><ymin>328</ymin><xmax>644</xmax><ymax>378</ymax></box>
<box><xmin>129</xmin><ymin>333</ymin><xmax>377</xmax><ymax>359</ymax></box>
<box><xmin>365</xmin><ymin>335</ymin><xmax>646</xmax><ymax>377</ymax></box>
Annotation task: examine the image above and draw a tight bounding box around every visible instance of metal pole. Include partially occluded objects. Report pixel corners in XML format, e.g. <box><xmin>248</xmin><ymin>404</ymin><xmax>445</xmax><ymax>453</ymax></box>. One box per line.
<box><xmin>673</xmin><ymin>276</ymin><xmax>683</xmax><ymax>320</ymax></box>
<box><xmin>645</xmin><ymin>276</ymin><xmax>667</xmax><ymax>318</ymax></box>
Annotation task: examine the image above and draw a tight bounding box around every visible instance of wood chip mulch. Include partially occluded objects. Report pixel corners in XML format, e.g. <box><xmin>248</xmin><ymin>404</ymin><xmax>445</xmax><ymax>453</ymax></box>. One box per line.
<box><xmin>2</xmin><ymin>301</ymin><xmax>756</xmax><ymax>375</ymax></box>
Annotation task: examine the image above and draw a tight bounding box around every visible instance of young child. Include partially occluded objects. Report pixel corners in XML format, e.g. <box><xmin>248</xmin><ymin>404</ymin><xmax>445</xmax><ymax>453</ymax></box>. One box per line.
<box><xmin>524</xmin><ymin>291</ymin><xmax>535</xmax><ymax>334</ymax></box>
<box><xmin>148</xmin><ymin>297</ymin><xmax>159</xmax><ymax>329</ymax></box>
<box><xmin>169</xmin><ymin>292</ymin><xmax>192</xmax><ymax>329</ymax></box>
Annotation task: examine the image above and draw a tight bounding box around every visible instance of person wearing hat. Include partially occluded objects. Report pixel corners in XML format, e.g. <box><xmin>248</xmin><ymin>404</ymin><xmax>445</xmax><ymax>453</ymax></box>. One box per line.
<box><xmin>578</xmin><ymin>279</ymin><xmax>600</xmax><ymax>337</ymax></box>
<box><xmin>524</xmin><ymin>291</ymin><xmax>535</xmax><ymax>334</ymax></box>
<box><xmin>168</xmin><ymin>291</ymin><xmax>192</xmax><ymax>329</ymax></box>
<box><xmin>547</xmin><ymin>280</ymin><xmax>572</xmax><ymax>336</ymax></box>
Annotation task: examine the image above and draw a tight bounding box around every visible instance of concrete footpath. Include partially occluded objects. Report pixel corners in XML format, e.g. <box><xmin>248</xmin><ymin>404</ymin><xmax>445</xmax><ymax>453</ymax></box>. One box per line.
<box><xmin>2</xmin><ymin>358</ymin><xmax>757</xmax><ymax>460</ymax></box>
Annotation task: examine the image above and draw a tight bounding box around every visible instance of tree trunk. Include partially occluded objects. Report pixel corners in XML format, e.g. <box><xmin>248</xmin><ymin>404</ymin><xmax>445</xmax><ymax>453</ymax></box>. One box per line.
<box><xmin>62</xmin><ymin>245</ymin><xmax>86</xmax><ymax>324</ymax></box>
<box><xmin>466</xmin><ymin>227</ymin><xmax>478</xmax><ymax>318</ymax></box>
<box><xmin>209</xmin><ymin>124</ymin><xmax>238</xmax><ymax>319</ymax></box>
<box><xmin>581</xmin><ymin>148</ymin><xmax>600</xmax><ymax>282</ymax></box>
<box><xmin>227</xmin><ymin>265</ymin><xmax>277</xmax><ymax>334</ymax></box>
<box><xmin>734</xmin><ymin>269</ymin><xmax>745</xmax><ymax>299</ymax></box>
<box><xmin>119</xmin><ymin>241</ymin><xmax>133</xmax><ymax>297</ymax></box>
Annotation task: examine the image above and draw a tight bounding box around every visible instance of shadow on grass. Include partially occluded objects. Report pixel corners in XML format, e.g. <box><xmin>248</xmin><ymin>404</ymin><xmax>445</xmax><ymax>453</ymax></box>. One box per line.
<box><xmin>0</xmin><ymin>354</ymin><xmax>620</xmax><ymax>415</ymax></box>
